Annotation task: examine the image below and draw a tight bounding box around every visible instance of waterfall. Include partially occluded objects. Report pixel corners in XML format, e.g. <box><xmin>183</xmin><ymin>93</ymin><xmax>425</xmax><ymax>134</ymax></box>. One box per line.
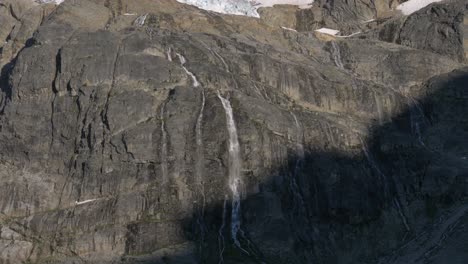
<box><xmin>408</xmin><ymin>98</ymin><xmax>427</xmax><ymax>146</ymax></box>
<box><xmin>291</xmin><ymin>112</ymin><xmax>305</xmax><ymax>163</ymax></box>
<box><xmin>331</xmin><ymin>41</ymin><xmax>359</xmax><ymax>91</ymax></box>
<box><xmin>394</xmin><ymin>198</ymin><xmax>411</xmax><ymax>231</ymax></box>
<box><xmin>290</xmin><ymin>112</ymin><xmax>306</xmax><ymax>209</ymax></box>
<box><xmin>374</xmin><ymin>91</ymin><xmax>384</xmax><ymax>125</ymax></box>
<box><xmin>196</xmin><ymin>39</ymin><xmax>230</xmax><ymax>72</ymax></box>
<box><xmin>196</xmin><ymin>89</ymin><xmax>206</xmax><ymax>192</ymax></box>
<box><xmin>217</xmin><ymin>91</ymin><xmax>243</xmax><ymax>247</ymax></box>
<box><xmin>361</xmin><ymin>140</ymin><xmax>387</xmax><ymax>190</ymax></box>
<box><xmin>166</xmin><ymin>47</ymin><xmax>172</xmax><ymax>62</ymax></box>
<box><xmin>195</xmin><ymin>88</ymin><xmax>206</xmax><ymax>248</ymax></box>
<box><xmin>361</xmin><ymin>139</ymin><xmax>411</xmax><ymax>231</ymax></box>
<box><xmin>218</xmin><ymin>196</ymin><xmax>228</xmax><ymax>264</ymax></box>
<box><xmin>174</xmin><ymin>51</ymin><xmax>207</xmax><ymax>247</ymax></box>
<box><xmin>160</xmin><ymin>102</ymin><xmax>168</xmax><ymax>184</ymax></box>
<box><xmin>134</xmin><ymin>14</ymin><xmax>148</xmax><ymax>27</ymax></box>
<box><xmin>331</xmin><ymin>41</ymin><xmax>345</xmax><ymax>70</ymax></box>
<box><xmin>176</xmin><ymin>53</ymin><xmax>200</xmax><ymax>87</ymax></box>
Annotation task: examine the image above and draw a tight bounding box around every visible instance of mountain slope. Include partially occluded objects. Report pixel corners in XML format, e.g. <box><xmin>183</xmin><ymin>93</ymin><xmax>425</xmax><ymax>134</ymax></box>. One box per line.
<box><xmin>0</xmin><ymin>0</ymin><xmax>466</xmax><ymax>263</ymax></box>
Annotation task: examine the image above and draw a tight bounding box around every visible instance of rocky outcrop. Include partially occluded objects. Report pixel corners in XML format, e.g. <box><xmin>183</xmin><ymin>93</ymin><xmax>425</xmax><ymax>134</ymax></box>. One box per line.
<box><xmin>371</xmin><ymin>0</ymin><xmax>466</xmax><ymax>62</ymax></box>
<box><xmin>0</xmin><ymin>0</ymin><xmax>467</xmax><ymax>263</ymax></box>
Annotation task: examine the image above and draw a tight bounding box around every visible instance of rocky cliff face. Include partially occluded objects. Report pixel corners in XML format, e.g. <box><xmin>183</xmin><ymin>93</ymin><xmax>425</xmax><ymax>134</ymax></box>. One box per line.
<box><xmin>0</xmin><ymin>0</ymin><xmax>467</xmax><ymax>263</ymax></box>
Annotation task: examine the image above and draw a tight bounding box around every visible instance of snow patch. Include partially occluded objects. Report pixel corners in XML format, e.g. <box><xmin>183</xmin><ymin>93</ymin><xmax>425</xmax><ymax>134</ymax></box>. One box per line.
<box><xmin>336</xmin><ymin>31</ymin><xmax>361</xmax><ymax>38</ymax></box>
<box><xmin>315</xmin><ymin>28</ymin><xmax>339</xmax><ymax>36</ymax></box>
<box><xmin>75</xmin><ymin>199</ymin><xmax>97</xmax><ymax>205</ymax></box>
<box><xmin>253</xmin><ymin>0</ymin><xmax>313</xmax><ymax>8</ymax></box>
<box><xmin>281</xmin><ymin>26</ymin><xmax>297</xmax><ymax>32</ymax></box>
<box><xmin>397</xmin><ymin>0</ymin><xmax>443</xmax><ymax>15</ymax></box>
<box><xmin>176</xmin><ymin>0</ymin><xmax>313</xmax><ymax>17</ymax></box>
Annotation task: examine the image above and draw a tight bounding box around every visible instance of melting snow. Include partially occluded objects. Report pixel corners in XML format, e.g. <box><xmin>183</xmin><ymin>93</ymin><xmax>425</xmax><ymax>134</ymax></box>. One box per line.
<box><xmin>397</xmin><ymin>0</ymin><xmax>443</xmax><ymax>15</ymax></box>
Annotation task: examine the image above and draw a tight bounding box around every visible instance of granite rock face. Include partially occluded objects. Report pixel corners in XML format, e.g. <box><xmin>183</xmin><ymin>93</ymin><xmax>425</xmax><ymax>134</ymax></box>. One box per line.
<box><xmin>0</xmin><ymin>0</ymin><xmax>467</xmax><ymax>263</ymax></box>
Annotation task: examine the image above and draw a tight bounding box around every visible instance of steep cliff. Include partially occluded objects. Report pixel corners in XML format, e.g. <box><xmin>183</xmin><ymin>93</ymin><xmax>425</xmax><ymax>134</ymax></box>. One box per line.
<box><xmin>0</xmin><ymin>0</ymin><xmax>467</xmax><ymax>263</ymax></box>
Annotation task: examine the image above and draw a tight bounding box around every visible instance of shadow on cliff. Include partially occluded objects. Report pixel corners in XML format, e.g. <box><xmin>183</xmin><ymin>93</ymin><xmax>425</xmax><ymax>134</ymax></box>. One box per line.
<box><xmin>126</xmin><ymin>67</ymin><xmax>468</xmax><ymax>264</ymax></box>
<box><xmin>0</xmin><ymin>37</ymin><xmax>37</xmax><ymax>114</ymax></box>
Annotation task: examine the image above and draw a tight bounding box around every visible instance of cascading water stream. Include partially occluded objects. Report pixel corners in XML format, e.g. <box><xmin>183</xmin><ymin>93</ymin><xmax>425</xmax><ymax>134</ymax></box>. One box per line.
<box><xmin>361</xmin><ymin>139</ymin><xmax>410</xmax><ymax>232</ymax></box>
<box><xmin>217</xmin><ymin>91</ymin><xmax>243</xmax><ymax>247</ymax></box>
<box><xmin>166</xmin><ymin>47</ymin><xmax>173</xmax><ymax>62</ymax></box>
<box><xmin>194</xmin><ymin>82</ymin><xmax>206</xmax><ymax>247</ymax></box>
<box><xmin>171</xmin><ymin>49</ymin><xmax>208</xmax><ymax>249</ymax></box>
<box><xmin>408</xmin><ymin>98</ymin><xmax>427</xmax><ymax>146</ymax></box>
<box><xmin>331</xmin><ymin>41</ymin><xmax>345</xmax><ymax>70</ymax></box>
<box><xmin>291</xmin><ymin>113</ymin><xmax>305</xmax><ymax>165</ymax></box>
<box><xmin>176</xmin><ymin>53</ymin><xmax>200</xmax><ymax>87</ymax></box>
<box><xmin>394</xmin><ymin>198</ymin><xmax>411</xmax><ymax>231</ymax></box>
<box><xmin>331</xmin><ymin>40</ymin><xmax>360</xmax><ymax>90</ymax></box>
<box><xmin>290</xmin><ymin>112</ymin><xmax>306</xmax><ymax>211</ymax></box>
<box><xmin>374</xmin><ymin>92</ymin><xmax>384</xmax><ymax>125</ymax></box>
<box><xmin>134</xmin><ymin>14</ymin><xmax>148</xmax><ymax>27</ymax></box>
<box><xmin>160</xmin><ymin>102</ymin><xmax>168</xmax><ymax>184</ymax></box>
<box><xmin>218</xmin><ymin>196</ymin><xmax>228</xmax><ymax>264</ymax></box>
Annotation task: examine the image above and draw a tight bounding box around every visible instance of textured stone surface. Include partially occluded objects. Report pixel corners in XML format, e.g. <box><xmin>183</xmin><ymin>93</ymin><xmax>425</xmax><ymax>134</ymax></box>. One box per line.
<box><xmin>0</xmin><ymin>0</ymin><xmax>467</xmax><ymax>263</ymax></box>
<box><xmin>370</xmin><ymin>0</ymin><xmax>466</xmax><ymax>62</ymax></box>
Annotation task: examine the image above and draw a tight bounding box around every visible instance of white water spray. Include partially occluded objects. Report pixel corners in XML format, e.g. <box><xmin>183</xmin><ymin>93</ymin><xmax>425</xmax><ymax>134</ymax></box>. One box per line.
<box><xmin>176</xmin><ymin>53</ymin><xmax>200</xmax><ymax>87</ymax></box>
<box><xmin>217</xmin><ymin>91</ymin><xmax>243</xmax><ymax>247</ymax></box>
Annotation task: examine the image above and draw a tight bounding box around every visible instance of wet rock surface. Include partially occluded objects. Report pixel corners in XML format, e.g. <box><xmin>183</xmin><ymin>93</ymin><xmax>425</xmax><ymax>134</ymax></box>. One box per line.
<box><xmin>0</xmin><ymin>0</ymin><xmax>467</xmax><ymax>263</ymax></box>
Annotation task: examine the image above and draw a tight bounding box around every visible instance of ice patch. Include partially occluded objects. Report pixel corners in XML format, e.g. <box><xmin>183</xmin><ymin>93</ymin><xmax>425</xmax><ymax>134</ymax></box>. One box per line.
<box><xmin>397</xmin><ymin>0</ymin><xmax>443</xmax><ymax>15</ymax></box>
